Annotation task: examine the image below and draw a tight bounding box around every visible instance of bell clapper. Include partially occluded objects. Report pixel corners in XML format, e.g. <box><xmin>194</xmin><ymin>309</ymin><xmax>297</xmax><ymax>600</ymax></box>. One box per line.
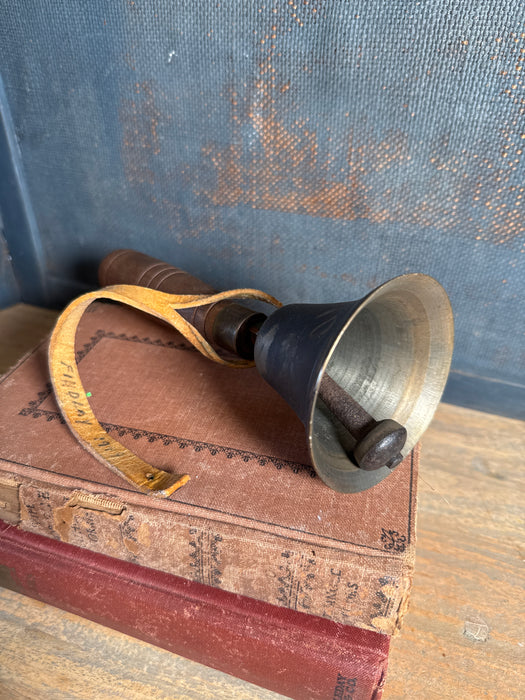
<box><xmin>318</xmin><ymin>374</ymin><xmax>407</xmax><ymax>471</ymax></box>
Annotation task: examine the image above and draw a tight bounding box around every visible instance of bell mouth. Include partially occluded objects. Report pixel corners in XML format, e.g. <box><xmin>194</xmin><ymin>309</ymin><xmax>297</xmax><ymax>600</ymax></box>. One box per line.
<box><xmin>309</xmin><ymin>273</ymin><xmax>454</xmax><ymax>493</ymax></box>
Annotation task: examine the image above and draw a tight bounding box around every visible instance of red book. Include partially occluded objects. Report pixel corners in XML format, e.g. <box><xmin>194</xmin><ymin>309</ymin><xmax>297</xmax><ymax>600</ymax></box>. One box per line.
<box><xmin>0</xmin><ymin>519</ymin><xmax>389</xmax><ymax>700</ymax></box>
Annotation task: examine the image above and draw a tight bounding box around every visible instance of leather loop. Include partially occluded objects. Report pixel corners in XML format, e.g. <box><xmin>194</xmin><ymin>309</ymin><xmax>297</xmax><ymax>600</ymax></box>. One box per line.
<box><xmin>48</xmin><ymin>285</ymin><xmax>281</xmax><ymax>497</ymax></box>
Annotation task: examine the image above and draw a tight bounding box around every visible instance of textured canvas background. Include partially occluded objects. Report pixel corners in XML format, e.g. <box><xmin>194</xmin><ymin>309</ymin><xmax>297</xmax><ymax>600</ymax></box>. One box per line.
<box><xmin>0</xmin><ymin>1</ymin><xmax>523</xmax><ymax>416</ymax></box>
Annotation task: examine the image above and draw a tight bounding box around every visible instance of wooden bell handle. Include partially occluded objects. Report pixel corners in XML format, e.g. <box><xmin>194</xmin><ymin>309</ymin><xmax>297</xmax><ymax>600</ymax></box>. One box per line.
<box><xmin>99</xmin><ymin>250</ymin><xmax>267</xmax><ymax>359</ymax></box>
<box><xmin>99</xmin><ymin>249</ymin><xmax>216</xmax><ymax>295</ymax></box>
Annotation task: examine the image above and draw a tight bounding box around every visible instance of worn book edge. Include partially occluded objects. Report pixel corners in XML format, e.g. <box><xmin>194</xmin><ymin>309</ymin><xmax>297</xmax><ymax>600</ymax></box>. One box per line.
<box><xmin>0</xmin><ymin>453</ymin><xmax>416</xmax><ymax>635</ymax></box>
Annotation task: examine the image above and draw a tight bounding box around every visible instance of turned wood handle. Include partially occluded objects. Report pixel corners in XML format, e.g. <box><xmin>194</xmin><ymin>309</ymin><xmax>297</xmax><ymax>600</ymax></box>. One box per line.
<box><xmin>98</xmin><ymin>250</ymin><xmax>266</xmax><ymax>359</ymax></box>
<box><xmin>99</xmin><ymin>249</ymin><xmax>217</xmax><ymax>295</ymax></box>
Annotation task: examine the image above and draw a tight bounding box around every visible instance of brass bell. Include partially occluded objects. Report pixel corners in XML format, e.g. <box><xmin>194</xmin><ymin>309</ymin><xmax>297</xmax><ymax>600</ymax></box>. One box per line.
<box><xmin>254</xmin><ymin>275</ymin><xmax>454</xmax><ymax>492</ymax></box>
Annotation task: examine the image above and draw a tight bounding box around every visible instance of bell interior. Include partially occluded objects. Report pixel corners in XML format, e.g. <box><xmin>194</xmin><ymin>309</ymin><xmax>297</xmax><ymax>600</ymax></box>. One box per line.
<box><xmin>310</xmin><ymin>274</ymin><xmax>453</xmax><ymax>493</ymax></box>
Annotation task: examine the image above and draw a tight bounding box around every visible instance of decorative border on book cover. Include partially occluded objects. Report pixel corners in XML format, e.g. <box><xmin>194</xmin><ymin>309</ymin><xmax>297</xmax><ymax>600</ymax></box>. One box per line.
<box><xmin>14</xmin><ymin>329</ymin><xmax>415</xmax><ymax>555</ymax></box>
<box><xmin>20</xmin><ymin>330</ymin><xmax>317</xmax><ymax>478</ymax></box>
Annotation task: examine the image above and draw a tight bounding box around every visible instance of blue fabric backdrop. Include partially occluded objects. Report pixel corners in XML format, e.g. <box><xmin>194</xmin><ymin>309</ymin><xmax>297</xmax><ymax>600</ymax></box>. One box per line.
<box><xmin>0</xmin><ymin>1</ymin><xmax>523</xmax><ymax>416</ymax></box>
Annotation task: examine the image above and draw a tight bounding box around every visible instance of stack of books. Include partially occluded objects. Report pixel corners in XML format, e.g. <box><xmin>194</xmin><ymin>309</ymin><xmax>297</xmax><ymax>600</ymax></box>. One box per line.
<box><xmin>0</xmin><ymin>300</ymin><xmax>418</xmax><ymax>699</ymax></box>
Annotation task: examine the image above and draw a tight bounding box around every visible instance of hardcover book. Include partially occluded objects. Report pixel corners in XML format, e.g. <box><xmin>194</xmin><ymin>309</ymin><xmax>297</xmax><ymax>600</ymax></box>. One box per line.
<box><xmin>0</xmin><ymin>300</ymin><xmax>418</xmax><ymax>635</ymax></box>
<box><xmin>0</xmin><ymin>519</ymin><xmax>390</xmax><ymax>700</ymax></box>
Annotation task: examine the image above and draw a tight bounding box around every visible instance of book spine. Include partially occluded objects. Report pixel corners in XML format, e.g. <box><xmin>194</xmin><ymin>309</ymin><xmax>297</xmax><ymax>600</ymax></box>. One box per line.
<box><xmin>0</xmin><ymin>519</ymin><xmax>389</xmax><ymax>700</ymax></box>
<box><xmin>4</xmin><ymin>470</ymin><xmax>413</xmax><ymax>635</ymax></box>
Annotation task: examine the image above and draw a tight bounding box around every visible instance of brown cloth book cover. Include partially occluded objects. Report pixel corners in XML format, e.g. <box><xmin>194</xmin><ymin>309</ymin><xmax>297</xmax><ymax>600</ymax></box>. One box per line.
<box><xmin>0</xmin><ymin>301</ymin><xmax>418</xmax><ymax>634</ymax></box>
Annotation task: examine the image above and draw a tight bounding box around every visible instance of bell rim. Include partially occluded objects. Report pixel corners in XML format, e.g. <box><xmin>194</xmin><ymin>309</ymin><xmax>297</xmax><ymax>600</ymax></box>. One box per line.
<box><xmin>306</xmin><ymin>272</ymin><xmax>454</xmax><ymax>493</ymax></box>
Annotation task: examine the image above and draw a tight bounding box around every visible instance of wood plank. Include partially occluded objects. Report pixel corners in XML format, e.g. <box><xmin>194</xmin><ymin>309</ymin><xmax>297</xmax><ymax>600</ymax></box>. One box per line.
<box><xmin>385</xmin><ymin>403</ymin><xmax>525</xmax><ymax>699</ymax></box>
<box><xmin>0</xmin><ymin>303</ymin><xmax>58</xmax><ymax>375</ymax></box>
<box><xmin>0</xmin><ymin>586</ymin><xmax>282</xmax><ymax>699</ymax></box>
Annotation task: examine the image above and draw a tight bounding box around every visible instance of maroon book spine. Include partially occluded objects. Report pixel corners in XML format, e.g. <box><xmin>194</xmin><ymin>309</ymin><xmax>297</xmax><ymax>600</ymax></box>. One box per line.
<box><xmin>0</xmin><ymin>520</ymin><xmax>389</xmax><ymax>700</ymax></box>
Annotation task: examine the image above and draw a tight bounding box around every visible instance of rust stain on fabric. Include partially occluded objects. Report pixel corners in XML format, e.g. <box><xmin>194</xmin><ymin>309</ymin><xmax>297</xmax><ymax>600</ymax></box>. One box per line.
<box><xmin>200</xmin><ymin>22</ymin><xmax>523</xmax><ymax>244</ymax></box>
<box><xmin>201</xmin><ymin>55</ymin><xmax>377</xmax><ymax>222</ymax></box>
<box><xmin>116</xmin><ymin>12</ymin><xmax>523</xmax><ymax>245</ymax></box>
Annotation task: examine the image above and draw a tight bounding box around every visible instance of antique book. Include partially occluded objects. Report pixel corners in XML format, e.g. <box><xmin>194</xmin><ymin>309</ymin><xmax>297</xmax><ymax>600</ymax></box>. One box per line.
<box><xmin>0</xmin><ymin>519</ymin><xmax>390</xmax><ymax>700</ymax></box>
<box><xmin>0</xmin><ymin>300</ymin><xmax>418</xmax><ymax>634</ymax></box>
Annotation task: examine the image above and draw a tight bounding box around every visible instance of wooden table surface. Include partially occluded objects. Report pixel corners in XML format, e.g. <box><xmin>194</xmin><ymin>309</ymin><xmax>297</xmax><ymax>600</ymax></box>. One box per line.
<box><xmin>0</xmin><ymin>304</ymin><xmax>523</xmax><ymax>700</ymax></box>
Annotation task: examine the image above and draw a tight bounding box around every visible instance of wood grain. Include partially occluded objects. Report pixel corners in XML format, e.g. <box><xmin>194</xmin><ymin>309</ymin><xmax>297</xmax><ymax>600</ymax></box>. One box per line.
<box><xmin>0</xmin><ymin>587</ymin><xmax>281</xmax><ymax>699</ymax></box>
<box><xmin>385</xmin><ymin>404</ymin><xmax>525</xmax><ymax>699</ymax></box>
<box><xmin>0</xmin><ymin>303</ymin><xmax>58</xmax><ymax>375</ymax></box>
<box><xmin>1</xmin><ymin>304</ymin><xmax>524</xmax><ymax>699</ymax></box>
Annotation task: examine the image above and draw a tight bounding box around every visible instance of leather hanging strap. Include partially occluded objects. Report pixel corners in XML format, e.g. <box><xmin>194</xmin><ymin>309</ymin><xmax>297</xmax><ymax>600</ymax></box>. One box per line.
<box><xmin>48</xmin><ymin>284</ymin><xmax>281</xmax><ymax>497</ymax></box>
